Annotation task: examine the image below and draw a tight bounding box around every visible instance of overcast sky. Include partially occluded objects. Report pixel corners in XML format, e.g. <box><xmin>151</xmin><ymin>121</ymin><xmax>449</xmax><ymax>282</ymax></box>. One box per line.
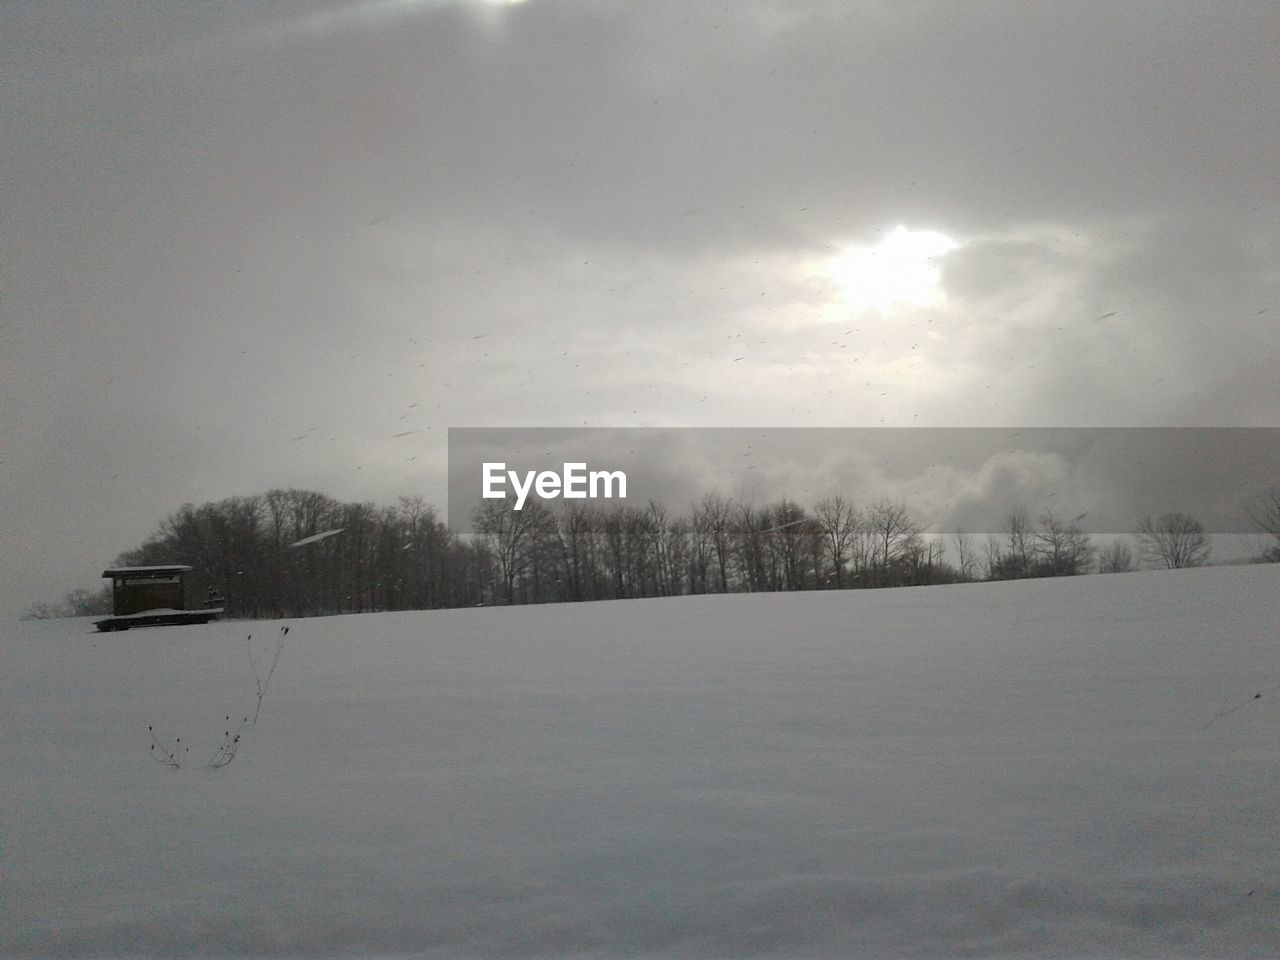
<box><xmin>2</xmin><ymin>0</ymin><xmax>1277</xmax><ymax>617</ymax></box>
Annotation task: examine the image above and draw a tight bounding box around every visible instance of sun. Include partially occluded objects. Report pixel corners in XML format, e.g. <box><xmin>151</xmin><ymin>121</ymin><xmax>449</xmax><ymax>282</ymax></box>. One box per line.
<box><xmin>819</xmin><ymin>225</ymin><xmax>958</xmax><ymax>312</ymax></box>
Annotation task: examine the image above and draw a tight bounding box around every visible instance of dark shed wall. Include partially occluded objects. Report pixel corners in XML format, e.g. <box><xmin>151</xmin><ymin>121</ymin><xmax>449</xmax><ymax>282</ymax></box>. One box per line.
<box><xmin>113</xmin><ymin>577</ymin><xmax>185</xmax><ymax>615</ymax></box>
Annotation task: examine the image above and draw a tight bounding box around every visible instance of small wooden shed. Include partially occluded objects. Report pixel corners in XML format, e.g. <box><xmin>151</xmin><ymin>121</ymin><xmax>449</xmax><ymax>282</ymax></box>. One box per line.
<box><xmin>95</xmin><ymin>565</ymin><xmax>222</xmax><ymax>631</ymax></box>
<box><xmin>104</xmin><ymin>565</ymin><xmax>191</xmax><ymax>615</ymax></box>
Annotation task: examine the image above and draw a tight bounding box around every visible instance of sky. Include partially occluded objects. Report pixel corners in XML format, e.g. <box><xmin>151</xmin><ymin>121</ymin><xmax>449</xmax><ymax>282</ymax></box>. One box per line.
<box><xmin>2</xmin><ymin>0</ymin><xmax>1278</xmax><ymax>616</ymax></box>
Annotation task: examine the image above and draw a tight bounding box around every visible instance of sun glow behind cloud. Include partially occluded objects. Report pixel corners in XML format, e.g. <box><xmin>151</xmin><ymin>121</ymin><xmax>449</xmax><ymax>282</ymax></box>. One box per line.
<box><xmin>818</xmin><ymin>226</ymin><xmax>959</xmax><ymax>313</ymax></box>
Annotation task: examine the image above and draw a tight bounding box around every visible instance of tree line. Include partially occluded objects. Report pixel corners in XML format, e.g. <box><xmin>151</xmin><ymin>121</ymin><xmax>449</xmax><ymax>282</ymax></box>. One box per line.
<box><xmin>24</xmin><ymin>485</ymin><xmax>1280</xmax><ymax>621</ymax></box>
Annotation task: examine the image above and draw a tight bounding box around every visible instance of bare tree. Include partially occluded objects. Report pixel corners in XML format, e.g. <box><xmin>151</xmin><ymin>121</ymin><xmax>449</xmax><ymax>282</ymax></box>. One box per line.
<box><xmin>800</xmin><ymin>517</ymin><xmax>827</xmax><ymax>589</ymax></box>
<box><xmin>847</xmin><ymin>515</ymin><xmax>877</xmax><ymax>584</ymax></box>
<box><xmin>474</xmin><ymin>499</ymin><xmax>555</xmax><ymax>602</ymax></box>
<box><xmin>554</xmin><ymin>502</ymin><xmax>598</xmax><ymax>601</ymax></box>
<box><xmin>688</xmin><ymin>501</ymin><xmax>715</xmax><ymax>594</ymax></box>
<box><xmin>866</xmin><ymin>499</ymin><xmax>918</xmax><ymax>586</ymax></box>
<box><xmin>1035</xmin><ymin>509</ymin><xmax>1094</xmax><ymax>576</ymax></box>
<box><xmin>982</xmin><ymin>535</ymin><xmax>1004</xmax><ymax>581</ymax></box>
<box><xmin>734</xmin><ymin>501</ymin><xmax>771</xmax><ymax>592</ymax></box>
<box><xmin>815</xmin><ymin>496</ymin><xmax>860</xmax><ymax>588</ymax></box>
<box><xmin>646</xmin><ymin>500</ymin><xmax>684</xmax><ymax>597</ymax></box>
<box><xmin>902</xmin><ymin>534</ymin><xmax>945</xmax><ymax>585</ymax></box>
<box><xmin>764</xmin><ymin>498</ymin><xmax>812</xmax><ymax>591</ymax></box>
<box><xmin>694</xmin><ymin>492</ymin><xmax>735</xmax><ymax>593</ymax></box>
<box><xmin>398</xmin><ymin>495</ymin><xmax>444</xmax><ymax>609</ymax></box>
<box><xmin>1248</xmin><ymin>488</ymin><xmax>1280</xmax><ymax>562</ymax></box>
<box><xmin>21</xmin><ymin>586</ymin><xmax>112</xmax><ymax>620</ymax></box>
<box><xmin>1098</xmin><ymin>538</ymin><xmax>1135</xmax><ymax>574</ymax></box>
<box><xmin>1006</xmin><ymin>506</ymin><xmax>1034</xmax><ymax>579</ymax></box>
<box><xmin>952</xmin><ymin>528</ymin><xmax>977</xmax><ymax>582</ymax></box>
<box><xmin>983</xmin><ymin>508</ymin><xmax>1036</xmax><ymax>580</ymax></box>
<box><xmin>1135</xmin><ymin>513</ymin><xmax>1211</xmax><ymax>569</ymax></box>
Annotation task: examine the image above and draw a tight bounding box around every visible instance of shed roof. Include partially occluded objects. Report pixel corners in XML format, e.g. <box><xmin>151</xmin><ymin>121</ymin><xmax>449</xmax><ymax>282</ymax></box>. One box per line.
<box><xmin>102</xmin><ymin>565</ymin><xmax>193</xmax><ymax>578</ymax></box>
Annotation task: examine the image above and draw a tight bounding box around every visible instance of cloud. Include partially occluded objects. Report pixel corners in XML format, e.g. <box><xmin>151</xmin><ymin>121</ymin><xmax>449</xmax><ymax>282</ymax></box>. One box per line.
<box><xmin>2</xmin><ymin>0</ymin><xmax>1277</xmax><ymax>611</ymax></box>
<box><xmin>128</xmin><ymin>0</ymin><xmax>533</xmax><ymax>74</ymax></box>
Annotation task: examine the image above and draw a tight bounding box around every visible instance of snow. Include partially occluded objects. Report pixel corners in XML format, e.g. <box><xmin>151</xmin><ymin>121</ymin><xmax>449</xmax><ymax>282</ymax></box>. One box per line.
<box><xmin>100</xmin><ymin>565</ymin><xmax>193</xmax><ymax>575</ymax></box>
<box><xmin>4</xmin><ymin>566</ymin><xmax>1277</xmax><ymax>957</ymax></box>
<box><xmin>94</xmin><ymin>607</ymin><xmax>223</xmax><ymax>620</ymax></box>
<box><xmin>287</xmin><ymin>528</ymin><xmax>344</xmax><ymax>548</ymax></box>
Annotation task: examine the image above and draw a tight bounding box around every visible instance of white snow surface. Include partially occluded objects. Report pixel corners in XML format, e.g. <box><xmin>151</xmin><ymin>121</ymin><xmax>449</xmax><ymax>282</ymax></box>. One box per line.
<box><xmin>4</xmin><ymin>566</ymin><xmax>1278</xmax><ymax>958</ymax></box>
<box><xmin>287</xmin><ymin>529</ymin><xmax>345</xmax><ymax>548</ymax></box>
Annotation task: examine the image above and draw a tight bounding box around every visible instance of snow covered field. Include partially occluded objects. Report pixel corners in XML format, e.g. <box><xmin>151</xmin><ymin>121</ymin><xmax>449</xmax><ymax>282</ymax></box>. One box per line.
<box><xmin>4</xmin><ymin>566</ymin><xmax>1277</xmax><ymax>958</ymax></box>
